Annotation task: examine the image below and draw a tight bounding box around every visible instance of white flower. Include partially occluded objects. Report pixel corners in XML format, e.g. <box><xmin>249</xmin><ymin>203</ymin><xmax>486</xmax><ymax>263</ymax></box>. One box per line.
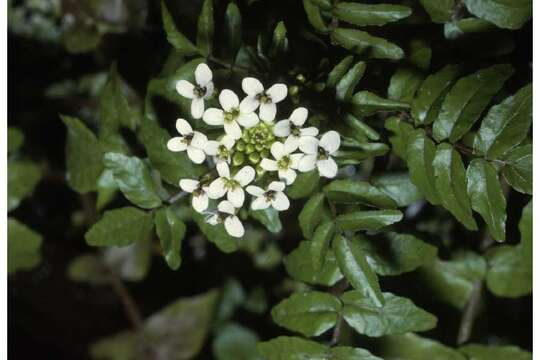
<box><xmin>260</xmin><ymin>137</ymin><xmax>303</xmax><ymax>185</ymax></box>
<box><xmin>239</xmin><ymin>77</ymin><xmax>287</xmax><ymax>122</ymax></box>
<box><xmin>167</xmin><ymin>118</ymin><xmax>208</xmax><ymax>164</ymax></box>
<box><xmin>179</xmin><ymin>179</ymin><xmax>209</xmax><ymax>213</ymax></box>
<box><xmin>298</xmin><ymin>131</ymin><xmax>341</xmax><ymax>178</ymax></box>
<box><xmin>176</xmin><ymin>63</ymin><xmax>214</xmax><ymax>119</ymax></box>
<box><xmin>208</xmin><ymin>162</ymin><xmax>255</xmax><ymax>207</ymax></box>
<box><xmin>205</xmin><ymin>135</ymin><xmax>236</xmax><ymax>164</ymax></box>
<box><xmin>207</xmin><ymin>200</ymin><xmax>245</xmax><ymax>238</ymax></box>
<box><xmin>203</xmin><ymin>89</ymin><xmax>259</xmax><ymax>139</ymax></box>
<box><xmin>273</xmin><ymin>107</ymin><xmax>319</xmax><ymax>150</ymax></box>
<box><xmin>246</xmin><ymin>181</ymin><xmax>290</xmax><ymax>211</ymax></box>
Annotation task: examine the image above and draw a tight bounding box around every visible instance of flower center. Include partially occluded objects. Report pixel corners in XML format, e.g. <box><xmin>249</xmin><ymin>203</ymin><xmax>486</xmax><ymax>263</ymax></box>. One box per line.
<box><xmin>256</xmin><ymin>92</ymin><xmax>272</xmax><ymax>104</ymax></box>
<box><xmin>264</xmin><ymin>190</ymin><xmax>276</xmax><ymax>202</ymax></box>
<box><xmin>277</xmin><ymin>155</ymin><xmax>292</xmax><ymax>170</ymax></box>
<box><xmin>224</xmin><ymin>108</ymin><xmax>240</xmax><ymax>123</ymax></box>
<box><xmin>193</xmin><ymin>85</ymin><xmax>206</xmax><ymax>98</ymax></box>
<box><xmin>224</xmin><ymin>178</ymin><xmax>239</xmax><ymax>190</ymax></box>
<box><xmin>233</xmin><ymin>122</ymin><xmax>275</xmax><ymax>166</ymax></box>
<box><xmin>217</xmin><ymin>144</ymin><xmax>230</xmax><ymax>160</ymax></box>
<box><xmin>291</xmin><ymin>125</ymin><xmax>301</xmax><ymax>137</ymax></box>
<box><xmin>183</xmin><ymin>133</ymin><xmax>194</xmax><ymax>145</ymax></box>
<box><xmin>317</xmin><ymin>146</ymin><xmax>329</xmax><ymax>160</ymax></box>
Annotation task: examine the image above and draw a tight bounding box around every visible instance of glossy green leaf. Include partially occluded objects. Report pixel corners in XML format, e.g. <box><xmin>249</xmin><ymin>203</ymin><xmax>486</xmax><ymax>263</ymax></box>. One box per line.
<box><xmin>96</xmin><ymin>169</ymin><xmax>118</xmax><ymax>211</ymax></box>
<box><xmin>433</xmin><ymin>143</ymin><xmax>477</xmax><ymax>230</ymax></box>
<box><xmin>330</xmin><ymin>347</ymin><xmax>382</xmax><ymax>360</ymax></box>
<box><xmin>271</xmin><ymin>291</ymin><xmax>341</xmax><ymax>337</ymax></box>
<box><xmin>270</xmin><ymin>21</ymin><xmax>288</xmax><ymax>57</ymax></box>
<box><xmin>192</xmin><ymin>211</ymin><xmax>239</xmax><ymax>253</ymax></box>
<box><xmin>8</xmin><ymin>161</ymin><xmax>42</xmax><ymax>212</ymax></box>
<box><xmin>501</xmin><ymin>144</ymin><xmax>532</xmax><ymax>194</ymax></box>
<box><xmin>286</xmin><ymin>170</ymin><xmax>320</xmax><ymax>199</ymax></box>
<box><xmin>385</xmin><ymin>116</ymin><xmax>414</xmax><ymax>160</ymax></box>
<box><xmin>8</xmin><ymin>127</ymin><xmax>24</xmax><ymax>154</ymax></box>
<box><xmin>224</xmin><ymin>3</ymin><xmax>242</xmax><ymax>60</ymax></box>
<box><xmin>67</xmin><ymin>254</ymin><xmax>109</xmax><ymax>285</ymax></box>
<box><xmin>8</xmin><ymin>218</ymin><xmax>42</xmax><ymax>274</ymax></box>
<box><xmin>432</xmin><ymin>64</ymin><xmax>514</xmax><ymax>142</ymax></box>
<box><xmin>519</xmin><ymin>200</ymin><xmax>532</xmax><ymax>267</ymax></box>
<box><xmin>419</xmin><ymin>0</ymin><xmax>455</xmax><ymax>23</ymax></box>
<box><xmin>333</xmin><ymin>234</ymin><xmax>384</xmax><ymax>307</ymax></box>
<box><xmin>62</xmin><ymin>115</ymin><xmax>103</xmax><ymax>193</ymax></box>
<box><xmin>377</xmin><ymin>333</ymin><xmax>466</xmax><ymax>360</ymax></box>
<box><xmin>345</xmin><ymin>114</ymin><xmax>380</xmax><ymax>141</ymax></box>
<box><xmin>486</xmin><ymin>245</ymin><xmax>531</xmax><ymax>297</ymax></box>
<box><xmin>298</xmin><ymin>192</ymin><xmax>326</xmax><ymax>238</ymax></box>
<box><xmin>459</xmin><ymin>344</ymin><xmax>532</xmax><ymax>360</ymax></box>
<box><xmin>303</xmin><ymin>0</ymin><xmax>329</xmax><ymax>33</ymax></box>
<box><xmin>342</xmin><ymin>291</ymin><xmax>437</xmax><ymax>337</ymax></box>
<box><xmin>324</xmin><ymin>179</ymin><xmax>397</xmax><ymax>209</ymax></box>
<box><xmin>336</xmin><ymin>210</ymin><xmax>403</xmax><ymax>231</ymax></box>
<box><xmin>212</xmin><ymin>323</ymin><xmax>260</xmax><ymax>360</ymax></box>
<box><xmin>336</xmin><ymin>61</ymin><xmax>366</xmax><ymax>102</ymax></box>
<box><xmin>335</xmin><ymin>143</ymin><xmax>390</xmax><ymax>165</ymax></box>
<box><xmin>257</xmin><ymin>336</ymin><xmax>328</xmax><ymax>360</ymax></box>
<box><xmin>250</xmin><ymin>208</ymin><xmax>282</xmax><ymax>233</ymax></box>
<box><xmin>332</xmin><ymin>28</ymin><xmax>404</xmax><ymax>60</ymax></box>
<box><xmin>333</xmin><ymin>3</ymin><xmax>412</xmax><ymax>27</ymax></box>
<box><xmin>327</xmin><ymin>55</ymin><xmax>354</xmax><ymax>88</ymax></box>
<box><xmin>406</xmin><ymin>129</ymin><xmax>441</xmax><ymax>204</ymax></box>
<box><xmin>466</xmin><ymin>159</ymin><xmax>506</xmax><ymax>241</ymax></box>
<box><xmin>463</xmin><ymin>0</ymin><xmax>532</xmax><ymax>30</ymax></box>
<box><xmin>388</xmin><ymin>68</ymin><xmax>424</xmax><ymax>104</ymax></box>
<box><xmin>85</xmin><ymin>207</ymin><xmax>154</xmax><ymax>247</ymax></box>
<box><xmin>103</xmin><ymin>152</ymin><xmax>162</xmax><ymax>209</ymax></box>
<box><xmin>196</xmin><ymin>0</ymin><xmax>214</xmax><ymax>56</ymax></box>
<box><xmin>473</xmin><ymin>84</ymin><xmax>532</xmax><ymax>159</ymax></box>
<box><xmin>155</xmin><ymin>206</ymin><xmax>186</xmax><ymax>270</ymax></box>
<box><xmin>371</xmin><ymin>172</ymin><xmax>423</xmax><ymax>207</ymax></box>
<box><xmin>161</xmin><ymin>1</ymin><xmax>199</xmax><ymax>55</ymax></box>
<box><xmin>311</xmin><ymin>221</ymin><xmax>336</xmax><ymax>272</ymax></box>
<box><xmin>411</xmin><ymin>64</ymin><xmax>460</xmax><ymax>125</ymax></box>
<box><xmin>351</xmin><ymin>91</ymin><xmax>409</xmax><ymax>117</ymax></box>
<box><xmin>409</xmin><ymin>39</ymin><xmax>432</xmax><ymax>71</ymax></box>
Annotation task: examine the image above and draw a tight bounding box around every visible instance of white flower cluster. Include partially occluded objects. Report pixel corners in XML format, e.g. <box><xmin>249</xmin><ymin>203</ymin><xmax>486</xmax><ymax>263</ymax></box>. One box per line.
<box><xmin>168</xmin><ymin>63</ymin><xmax>341</xmax><ymax>238</ymax></box>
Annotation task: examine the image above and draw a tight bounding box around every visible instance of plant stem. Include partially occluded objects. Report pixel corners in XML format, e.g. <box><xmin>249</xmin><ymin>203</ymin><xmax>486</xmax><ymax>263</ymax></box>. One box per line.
<box><xmin>107</xmin><ymin>269</ymin><xmax>145</xmax><ymax>331</ymax></box>
<box><xmin>168</xmin><ymin>190</ymin><xmax>188</xmax><ymax>204</ymax></box>
<box><xmin>457</xmin><ymin>280</ymin><xmax>483</xmax><ymax>345</ymax></box>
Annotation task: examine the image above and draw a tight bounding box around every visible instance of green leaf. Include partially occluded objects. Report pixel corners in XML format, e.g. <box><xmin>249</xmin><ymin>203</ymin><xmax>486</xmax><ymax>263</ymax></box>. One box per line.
<box><xmin>103</xmin><ymin>153</ymin><xmax>162</xmax><ymax>209</ymax></box>
<box><xmin>250</xmin><ymin>208</ymin><xmax>282</xmax><ymax>233</ymax></box>
<box><xmin>411</xmin><ymin>64</ymin><xmax>460</xmax><ymax>125</ymax></box>
<box><xmin>459</xmin><ymin>344</ymin><xmax>532</xmax><ymax>360</ymax></box>
<box><xmin>385</xmin><ymin>116</ymin><xmax>414</xmax><ymax>160</ymax></box>
<box><xmin>224</xmin><ymin>2</ymin><xmax>242</xmax><ymax>60</ymax></box>
<box><xmin>486</xmin><ymin>245</ymin><xmax>531</xmax><ymax>297</ymax></box>
<box><xmin>432</xmin><ymin>64</ymin><xmax>514</xmax><ymax>142</ymax></box>
<box><xmin>104</xmin><ymin>233</ymin><xmax>153</xmax><ymax>282</ymax></box>
<box><xmin>192</xmin><ymin>210</ymin><xmax>239</xmax><ymax>253</ymax></box>
<box><xmin>284</xmin><ymin>240</ymin><xmax>343</xmax><ymax>286</ymax></box>
<box><xmin>351</xmin><ymin>91</ymin><xmax>409</xmax><ymax>117</ymax></box>
<box><xmin>286</xmin><ymin>170</ymin><xmax>320</xmax><ymax>199</ymax></box>
<box><xmin>445</xmin><ymin>18</ymin><xmax>498</xmax><ymax>39</ymax></box>
<box><xmin>155</xmin><ymin>206</ymin><xmax>186</xmax><ymax>270</ymax></box>
<box><xmin>335</xmin><ymin>143</ymin><xmax>390</xmax><ymax>165</ymax></box>
<box><xmin>433</xmin><ymin>143</ymin><xmax>477</xmax><ymax>230</ymax></box>
<box><xmin>330</xmin><ymin>347</ymin><xmax>382</xmax><ymax>360</ymax></box>
<box><xmin>473</xmin><ymin>84</ymin><xmax>532</xmax><ymax>159</ymax></box>
<box><xmin>67</xmin><ymin>254</ymin><xmax>109</xmax><ymax>285</ymax></box>
<box><xmin>463</xmin><ymin>0</ymin><xmax>532</xmax><ymax>30</ymax></box>
<box><xmin>270</xmin><ymin>21</ymin><xmax>288</xmax><ymax>57</ymax></box>
<box><xmin>336</xmin><ymin>210</ymin><xmax>403</xmax><ymax>231</ymax></box>
<box><xmin>409</xmin><ymin>39</ymin><xmax>432</xmax><ymax>71</ymax></box>
<box><xmin>519</xmin><ymin>200</ymin><xmax>532</xmax><ymax>267</ymax></box>
<box><xmin>90</xmin><ymin>331</ymin><xmax>137</xmax><ymax>360</ymax></box>
<box><xmin>501</xmin><ymin>144</ymin><xmax>532</xmax><ymax>194</ymax></box>
<box><xmin>356</xmin><ymin>232</ymin><xmax>438</xmax><ymax>276</ymax></box>
<box><xmin>311</xmin><ymin>221</ymin><xmax>335</xmax><ymax>272</ymax></box>
<box><xmin>8</xmin><ymin>127</ymin><xmax>24</xmax><ymax>154</ymax></box>
<box><xmin>197</xmin><ymin>0</ymin><xmax>214</xmax><ymax>55</ymax></box>
<box><xmin>333</xmin><ymin>234</ymin><xmax>384</xmax><ymax>307</ymax></box>
<box><xmin>336</xmin><ymin>61</ymin><xmax>366</xmax><ymax>102</ymax></box>
<box><xmin>8</xmin><ymin>218</ymin><xmax>42</xmax><ymax>274</ymax></box>
<box><xmin>62</xmin><ymin>25</ymin><xmax>101</xmax><ymax>54</ymax></box>
<box><xmin>62</xmin><ymin>115</ymin><xmax>103</xmax><ymax>193</ymax></box>
<box><xmin>371</xmin><ymin>172</ymin><xmax>423</xmax><ymax>207</ymax></box>
<box><xmin>406</xmin><ymin>129</ymin><xmax>441</xmax><ymax>204</ymax></box>
<box><xmin>324</xmin><ymin>179</ymin><xmax>397</xmax><ymax>209</ymax></box>
<box><xmin>8</xmin><ymin>161</ymin><xmax>42</xmax><ymax>212</ymax></box>
<box><xmin>212</xmin><ymin>323</ymin><xmax>261</xmax><ymax>360</ymax></box>
<box><xmin>258</xmin><ymin>336</ymin><xmax>329</xmax><ymax>360</ymax></box>
<box><xmin>342</xmin><ymin>291</ymin><xmax>437</xmax><ymax>337</ymax></box>
<box><xmin>332</xmin><ymin>28</ymin><xmax>404</xmax><ymax>60</ymax></box>
<box><xmin>96</xmin><ymin>169</ymin><xmax>118</xmax><ymax>211</ymax></box>
<box><xmin>216</xmin><ymin>278</ymin><xmax>245</xmax><ymax>323</ymax></box>
<box><xmin>345</xmin><ymin>114</ymin><xmax>380</xmax><ymax>141</ymax></box>
<box><xmin>418</xmin><ymin>0</ymin><xmax>455</xmax><ymax>23</ymax></box>
<box><xmin>161</xmin><ymin>1</ymin><xmax>198</xmax><ymax>54</ymax></box>
<box><xmin>271</xmin><ymin>291</ymin><xmax>341</xmax><ymax>337</ymax></box>
<box><xmin>303</xmin><ymin>0</ymin><xmax>329</xmax><ymax>33</ymax></box>
<box><xmin>466</xmin><ymin>159</ymin><xmax>506</xmax><ymax>241</ymax></box>
<box><xmin>377</xmin><ymin>333</ymin><xmax>466</xmax><ymax>360</ymax></box>
<box><xmin>327</xmin><ymin>55</ymin><xmax>354</xmax><ymax>88</ymax></box>
<box><xmin>85</xmin><ymin>207</ymin><xmax>154</xmax><ymax>247</ymax></box>
<box><xmin>388</xmin><ymin>68</ymin><xmax>424</xmax><ymax>104</ymax></box>
<box><xmin>333</xmin><ymin>3</ymin><xmax>412</xmax><ymax>27</ymax></box>
<box><xmin>299</xmin><ymin>193</ymin><xmax>326</xmax><ymax>238</ymax></box>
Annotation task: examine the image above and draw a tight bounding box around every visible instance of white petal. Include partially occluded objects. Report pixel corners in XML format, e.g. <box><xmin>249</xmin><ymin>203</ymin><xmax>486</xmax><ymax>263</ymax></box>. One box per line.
<box><xmin>290</xmin><ymin>153</ymin><xmax>303</xmax><ymax>169</ymax></box>
<box><xmin>268</xmin><ymin>181</ymin><xmax>286</xmax><ymax>192</ymax></box>
<box><xmin>298</xmin><ymin>154</ymin><xmax>317</xmax><ymax>172</ymax></box>
<box><xmin>176</xmin><ymin>80</ymin><xmax>195</xmax><ymax>99</ymax></box>
<box><xmin>246</xmin><ymin>185</ymin><xmax>265</xmax><ymax>197</ymax></box>
<box><xmin>234</xmin><ymin>166</ymin><xmax>255</xmax><ymax>186</ymax></box>
<box><xmin>228</xmin><ymin>187</ymin><xmax>245</xmax><ymax>208</ymax></box>
<box><xmin>207</xmin><ymin>214</ymin><xmax>219</xmax><ymax>225</ymax></box>
<box><xmin>219</xmin><ymin>89</ymin><xmax>240</xmax><ymax>111</ymax></box>
<box><xmin>216</xmin><ymin>162</ymin><xmax>230</xmax><ymax>178</ymax></box>
<box><xmin>204</xmin><ymin>81</ymin><xmax>214</xmax><ymax>99</ymax></box>
<box><xmin>273</xmin><ymin>120</ymin><xmax>291</xmax><ymax>137</ymax></box>
<box><xmin>191</xmin><ymin>131</ymin><xmax>208</xmax><ymax>148</ymax></box>
<box><xmin>224</xmin><ymin>120</ymin><xmax>242</xmax><ymax>139</ymax></box>
<box><xmin>179</xmin><ymin>179</ymin><xmax>199</xmax><ymax>193</ymax></box>
<box><xmin>191</xmin><ymin>98</ymin><xmax>205</xmax><ymax>119</ymax></box>
<box><xmin>176</xmin><ymin>118</ymin><xmax>192</xmax><ymax>135</ymax></box>
<box><xmin>167</xmin><ymin>137</ymin><xmax>187</xmax><ymax>152</ymax></box>
<box><xmin>289</xmin><ymin>107</ymin><xmax>308</xmax><ymax>126</ymax></box>
<box><xmin>270</xmin><ymin>142</ymin><xmax>285</xmax><ymax>160</ymax></box>
<box><xmin>260</xmin><ymin>158</ymin><xmax>278</xmax><ymax>171</ymax></box>
<box><xmin>299</xmin><ymin>136</ymin><xmax>319</xmax><ymax>155</ymax></box>
<box><xmin>195</xmin><ymin>63</ymin><xmax>212</xmax><ymax>86</ymax></box>
<box><xmin>259</xmin><ymin>102</ymin><xmax>277</xmax><ymax>122</ymax></box>
<box><xmin>242</xmin><ymin>77</ymin><xmax>264</xmax><ymax>96</ymax></box>
<box><xmin>240</xmin><ymin>96</ymin><xmax>260</xmax><ymax>113</ymax></box>
<box><xmin>237</xmin><ymin>112</ymin><xmax>259</xmax><ymax>128</ymax></box>
<box><xmin>208</xmin><ymin>178</ymin><xmax>227</xmax><ymax>199</ymax></box>
<box><xmin>251</xmin><ymin>197</ymin><xmax>270</xmax><ymax>211</ymax></box>
<box><xmin>266</xmin><ymin>83</ymin><xmax>287</xmax><ymax>103</ymax></box>
<box><xmin>284</xmin><ymin>136</ymin><xmax>298</xmax><ymax>153</ymax></box>
<box><xmin>187</xmin><ymin>146</ymin><xmax>206</xmax><ymax>164</ymax></box>
<box><xmin>222</xmin><ymin>135</ymin><xmax>236</xmax><ymax>149</ymax></box>
<box><xmin>225</xmin><ymin>216</ymin><xmax>244</xmax><ymax>238</ymax></box>
<box><xmin>301</xmin><ymin>127</ymin><xmax>319</xmax><ymax>137</ymax></box>
<box><xmin>279</xmin><ymin>168</ymin><xmax>297</xmax><ymax>185</ymax></box>
<box><xmin>271</xmin><ymin>191</ymin><xmax>290</xmax><ymax>211</ymax></box>
<box><xmin>218</xmin><ymin>200</ymin><xmax>236</xmax><ymax>214</ymax></box>
<box><xmin>202</xmin><ymin>108</ymin><xmax>225</xmax><ymax>126</ymax></box>
<box><xmin>317</xmin><ymin>158</ymin><xmax>338</xmax><ymax>178</ymax></box>
<box><xmin>205</xmin><ymin>140</ymin><xmax>219</xmax><ymax>156</ymax></box>
<box><xmin>192</xmin><ymin>193</ymin><xmax>209</xmax><ymax>213</ymax></box>
<box><xmin>319</xmin><ymin>131</ymin><xmax>341</xmax><ymax>154</ymax></box>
